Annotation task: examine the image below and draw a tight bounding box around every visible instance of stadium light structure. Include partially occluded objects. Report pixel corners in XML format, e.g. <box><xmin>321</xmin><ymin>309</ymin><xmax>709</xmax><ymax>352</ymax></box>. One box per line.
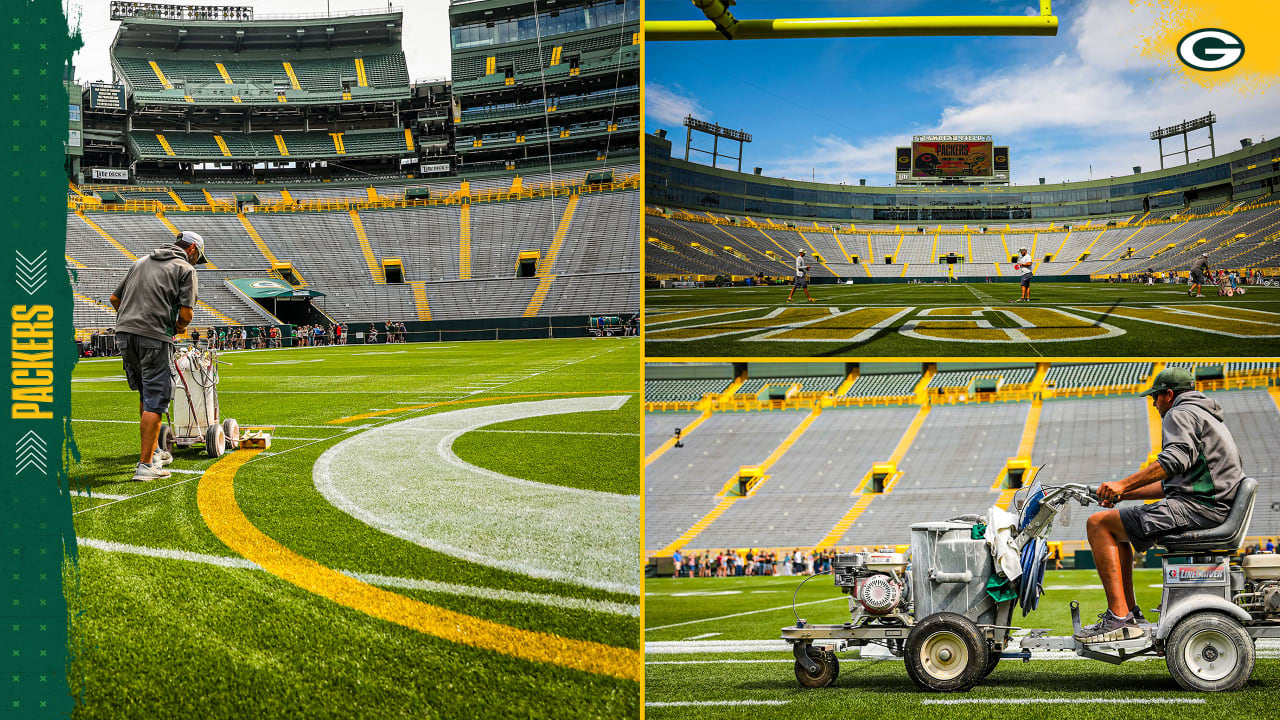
<box><xmin>1150</xmin><ymin>113</ymin><xmax>1217</xmax><ymax>170</ymax></box>
<box><xmin>684</xmin><ymin>115</ymin><xmax>752</xmax><ymax>172</ymax></box>
<box><xmin>648</xmin><ymin>0</ymin><xmax>1058</xmax><ymax>41</ymax></box>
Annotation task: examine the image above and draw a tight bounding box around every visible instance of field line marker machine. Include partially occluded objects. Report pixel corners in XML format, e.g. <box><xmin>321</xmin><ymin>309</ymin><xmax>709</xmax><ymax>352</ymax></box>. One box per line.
<box><xmin>158</xmin><ymin>342</ymin><xmax>272</xmax><ymax>457</ymax></box>
<box><xmin>781</xmin><ymin>478</ymin><xmax>1280</xmax><ymax>692</ymax></box>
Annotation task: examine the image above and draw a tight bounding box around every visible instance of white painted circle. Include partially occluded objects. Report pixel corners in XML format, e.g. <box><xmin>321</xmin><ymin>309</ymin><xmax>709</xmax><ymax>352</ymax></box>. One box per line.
<box><xmin>314</xmin><ymin>396</ymin><xmax>639</xmax><ymax>595</ymax></box>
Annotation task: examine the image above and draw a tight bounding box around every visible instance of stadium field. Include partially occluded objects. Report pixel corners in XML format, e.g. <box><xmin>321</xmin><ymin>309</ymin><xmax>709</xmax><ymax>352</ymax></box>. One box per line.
<box><xmin>643</xmin><ymin>573</ymin><xmax>1280</xmax><ymax>719</ymax></box>
<box><xmin>68</xmin><ymin>338</ymin><xmax>640</xmax><ymax>719</ymax></box>
<box><xmin>644</xmin><ymin>283</ymin><xmax>1280</xmax><ymax>357</ymax></box>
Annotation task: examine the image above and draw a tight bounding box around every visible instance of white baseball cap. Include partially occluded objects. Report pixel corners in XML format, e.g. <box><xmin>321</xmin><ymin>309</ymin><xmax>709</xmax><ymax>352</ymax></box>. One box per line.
<box><xmin>176</xmin><ymin>230</ymin><xmax>208</xmax><ymax>264</ymax></box>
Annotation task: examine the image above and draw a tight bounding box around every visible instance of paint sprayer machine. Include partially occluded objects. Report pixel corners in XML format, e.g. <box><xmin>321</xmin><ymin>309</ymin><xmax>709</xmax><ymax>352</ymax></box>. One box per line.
<box><xmin>158</xmin><ymin>342</ymin><xmax>241</xmax><ymax>458</ymax></box>
<box><xmin>781</xmin><ymin>477</ymin><xmax>1280</xmax><ymax>693</ymax></box>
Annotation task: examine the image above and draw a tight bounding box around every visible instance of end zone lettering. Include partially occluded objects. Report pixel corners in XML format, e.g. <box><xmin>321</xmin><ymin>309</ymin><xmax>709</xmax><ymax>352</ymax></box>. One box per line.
<box><xmin>11</xmin><ymin>305</ymin><xmax>54</xmax><ymax>419</ymax></box>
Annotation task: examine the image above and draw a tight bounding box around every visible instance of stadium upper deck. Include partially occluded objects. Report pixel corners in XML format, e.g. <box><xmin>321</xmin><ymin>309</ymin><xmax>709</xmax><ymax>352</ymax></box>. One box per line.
<box><xmin>646</xmin><ymin>132</ymin><xmax>1280</xmax><ymax>225</ymax></box>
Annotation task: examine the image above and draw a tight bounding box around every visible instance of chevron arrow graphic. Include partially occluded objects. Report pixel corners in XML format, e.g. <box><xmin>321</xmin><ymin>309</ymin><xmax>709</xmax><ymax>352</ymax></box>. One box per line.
<box><xmin>15</xmin><ymin>430</ymin><xmax>48</xmax><ymax>475</ymax></box>
<box><xmin>15</xmin><ymin>249</ymin><xmax>48</xmax><ymax>296</ymax></box>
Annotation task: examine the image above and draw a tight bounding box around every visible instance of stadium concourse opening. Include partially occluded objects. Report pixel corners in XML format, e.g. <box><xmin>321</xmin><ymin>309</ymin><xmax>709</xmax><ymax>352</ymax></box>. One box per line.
<box><xmin>68</xmin><ymin>1</ymin><xmax>640</xmax><ymax>349</ymax></box>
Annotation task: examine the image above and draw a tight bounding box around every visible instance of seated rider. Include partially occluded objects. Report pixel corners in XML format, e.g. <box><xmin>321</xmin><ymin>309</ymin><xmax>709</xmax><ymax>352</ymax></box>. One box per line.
<box><xmin>1076</xmin><ymin>367</ymin><xmax>1246</xmax><ymax>643</ymax></box>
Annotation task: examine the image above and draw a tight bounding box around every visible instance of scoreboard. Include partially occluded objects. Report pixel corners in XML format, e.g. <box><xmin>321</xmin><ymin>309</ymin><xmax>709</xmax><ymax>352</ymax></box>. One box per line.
<box><xmin>89</xmin><ymin>83</ymin><xmax>126</xmax><ymax>111</ymax></box>
<box><xmin>896</xmin><ymin>135</ymin><xmax>1009</xmax><ymax>185</ymax></box>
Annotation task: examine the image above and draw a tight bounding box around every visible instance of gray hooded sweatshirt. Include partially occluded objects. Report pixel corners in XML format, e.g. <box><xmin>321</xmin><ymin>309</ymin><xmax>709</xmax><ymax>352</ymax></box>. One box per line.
<box><xmin>112</xmin><ymin>244</ymin><xmax>198</xmax><ymax>344</ymax></box>
<box><xmin>1156</xmin><ymin>391</ymin><xmax>1244</xmax><ymax>520</ymax></box>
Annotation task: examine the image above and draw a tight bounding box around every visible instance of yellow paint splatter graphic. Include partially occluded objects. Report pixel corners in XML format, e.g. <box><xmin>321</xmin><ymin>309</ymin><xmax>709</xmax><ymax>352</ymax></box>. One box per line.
<box><xmin>1132</xmin><ymin>0</ymin><xmax>1280</xmax><ymax>94</ymax></box>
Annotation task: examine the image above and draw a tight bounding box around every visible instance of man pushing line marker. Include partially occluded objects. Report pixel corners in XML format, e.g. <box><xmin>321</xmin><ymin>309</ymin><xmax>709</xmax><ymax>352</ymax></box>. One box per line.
<box><xmin>787</xmin><ymin>250</ymin><xmax>815</xmax><ymax>303</ymax></box>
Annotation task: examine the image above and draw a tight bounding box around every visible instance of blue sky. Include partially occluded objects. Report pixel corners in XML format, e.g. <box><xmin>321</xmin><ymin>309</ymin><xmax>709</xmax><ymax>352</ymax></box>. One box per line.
<box><xmin>646</xmin><ymin>0</ymin><xmax>1280</xmax><ymax>186</ymax></box>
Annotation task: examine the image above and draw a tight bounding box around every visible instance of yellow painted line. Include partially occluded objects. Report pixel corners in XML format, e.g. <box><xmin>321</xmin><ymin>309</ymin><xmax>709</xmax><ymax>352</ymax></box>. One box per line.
<box><xmin>213</xmin><ymin>134</ymin><xmax>231</xmax><ymax>157</ymax></box>
<box><xmin>888</xmin><ymin>404</ymin><xmax>930</xmax><ymax>465</ymax></box>
<box><xmin>1100</xmin><ymin>220</ymin><xmax>1188</xmax><ymax>273</ymax></box>
<box><xmin>65</xmin><ymin>254</ymin><xmax>86</xmax><ymax>269</ymax></box>
<box><xmin>330</xmin><ymin>391</ymin><xmax>622</xmax><ymax>425</ymax></box>
<box><xmin>459</xmin><ymin>203</ymin><xmax>472</xmax><ymax>279</ymax></box>
<box><xmin>407</xmin><ymin>280</ymin><xmax>432</xmax><ymax>320</ymax></box>
<box><xmin>1267</xmin><ymin>386</ymin><xmax>1280</xmax><ymax>417</ymax></box>
<box><xmin>404</xmin><ymin>128</ymin><xmax>415</xmax><ymax>152</ymax></box>
<box><xmin>646</xmin><ymin>409</ymin><xmax>711</xmax><ymax>465</ymax></box>
<box><xmin>796</xmin><ymin>231</ymin><xmax>835</xmax><ymax>275</ymax></box>
<box><xmin>993</xmin><ymin>261</ymin><xmax>1003</xmax><ymax>277</ymax></box>
<box><xmin>354</xmin><ymin>57</ymin><xmax>369</xmax><ymax>86</ymax></box>
<box><xmin>155</xmin><ymin>133</ymin><xmax>175</xmax><ymax>156</ymax></box>
<box><xmin>1000</xmin><ymin>232</ymin><xmax>1011</xmax><ymax>262</ymax></box>
<box><xmin>330</xmin><ymin>132</ymin><xmax>346</xmax><ymax>155</ymax></box>
<box><xmin>1016</xmin><ymin>401</ymin><xmax>1041</xmax><ymax>458</ymax></box>
<box><xmin>1049</xmin><ymin>229</ymin><xmax>1071</xmax><ymax>264</ymax></box>
<box><xmin>1098</xmin><ymin>224</ymin><xmax>1150</xmax><ymax>262</ymax></box>
<box><xmin>1064</xmin><ymin>229</ymin><xmax>1105</xmax><ymax>274</ymax></box>
<box><xmin>899</xmin><ymin>262</ymin><xmax>909</xmax><ymax>278</ymax></box>
<box><xmin>758</xmin><ymin>407</ymin><xmax>821</xmax><ymax>472</ymax></box>
<box><xmin>995</xmin><ymin>489</ymin><xmax>1018</xmax><ymax>511</ymax></box>
<box><xmin>658</xmin><ymin>497</ymin><xmax>736</xmax><ymax>555</ymax></box>
<box><xmin>197</xmin><ymin>451</ymin><xmax>638</xmax><ymax>682</ymax></box>
<box><xmin>281</xmin><ymin>61</ymin><xmax>302</xmax><ymax>90</ymax></box>
<box><xmin>216</xmin><ymin>62</ymin><xmax>233</xmax><ymax>83</ymax></box>
<box><xmin>892</xmin><ymin>233</ymin><xmax>905</xmax><ymax>262</ymax></box>
<box><xmin>148</xmin><ymin>60</ymin><xmax>172</xmax><ymax>90</ymax></box>
<box><xmin>165</xmin><ymin>191</ymin><xmax>188</xmax><ymax>211</ymax></box>
<box><xmin>835</xmin><ymin>368</ymin><xmax>859</xmax><ymax>396</ymax></box>
<box><xmin>77</xmin><ymin>211</ymin><xmax>137</xmax><ymax>261</ymax></box>
<box><xmin>274</xmin><ymin>134</ymin><xmax>290</xmax><ymax>156</ymax></box>
<box><xmin>929</xmin><ymin>232</ymin><xmax>938</xmax><ymax>263</ymax></box>
<box><xmin>756</xmin><ymin>228</ymin><xmax>796</xmax><ymax>261</ymax></box>
<box><xmin>814</xmin><ymin>494</ymin><xmax>875</xmax><ymax>549</ymax></box>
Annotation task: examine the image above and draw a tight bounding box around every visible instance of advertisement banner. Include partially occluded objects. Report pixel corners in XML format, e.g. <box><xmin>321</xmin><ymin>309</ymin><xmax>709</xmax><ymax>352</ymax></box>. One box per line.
<box><xmin>90</xmin><ymin>167</ymin><xmax>129</xmax><ymax>181</ymax></box>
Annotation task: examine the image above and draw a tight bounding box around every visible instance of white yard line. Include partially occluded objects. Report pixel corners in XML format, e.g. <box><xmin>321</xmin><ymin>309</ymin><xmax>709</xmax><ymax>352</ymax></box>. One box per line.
<box><xmin>76</xmin><ymin>538</ymin><xmax>638</xmax><ymax>616</ymax></box>
<box><xmin>646</xmin><ymin>700</ymin><xmax>789</xmax><ymax>708</ymax></box>
<box><xmin>646</xmin><ymin>659</ymin><xmax>791</xmax><ymax>665</ymax></box>
<box><xmin>467</xmin><ymin>429</ymin><xmax>638</xmax><ymax>436</ymax></box>
<box><xmin>69</xmin><ymin>490</ymin><xmax>130</xmax><ymax>501</ymax></box>
<box><xmin>644</xmin><ymin>597</ymin><xmax>845</xmax><ymax>632</ymax></box>
<box><xmin>682</xmin><ymin>632</ymin><xmax>721</xmax><ymax>641</ymax></box>
<box><xmin>922</xmin><ymin>698</ymin><xmax>1206</xmax><ymax>706</ymax></box>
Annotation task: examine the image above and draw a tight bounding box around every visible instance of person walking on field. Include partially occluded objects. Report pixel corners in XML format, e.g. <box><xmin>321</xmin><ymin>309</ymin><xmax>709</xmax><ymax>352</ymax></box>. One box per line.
<box><xmin>1189</xmin><ymin>253</ymin><xmax>1210</xmax><ymax>298</ymax></box>
<box><xmin>787</xmin><ymin>250</ymin><xmax>815</xmax><ymax>303</ymax></box>
<box><xmin>1014</xmin><ymin>246</ymin><xmax>1034</xmax><ymax>302</ymax></box>
<box><xmin>109</xmin><ymin>230</ymin><xmax>207</xmax><ymax>481</ymax></box>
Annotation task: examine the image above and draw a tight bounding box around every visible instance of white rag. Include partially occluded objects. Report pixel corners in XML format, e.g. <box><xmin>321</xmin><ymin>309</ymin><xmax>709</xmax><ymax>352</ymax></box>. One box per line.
<box><xmin>984</xmin><ymin>506</ymin><xmax>1023</xmax><ymax>582</ymax></box>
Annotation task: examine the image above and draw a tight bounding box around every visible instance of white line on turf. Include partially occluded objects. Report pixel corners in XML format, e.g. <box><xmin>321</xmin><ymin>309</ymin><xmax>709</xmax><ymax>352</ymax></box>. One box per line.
<box><xmin>644</xmin><ymin>597</ymin><xmax>844</xmax><ymax>631</ymax></box>
<box><xmin>466</xmin><ymin>429</ymin><xmax>639</xmax><ymax>436</ymax></box>
<box><xmin>922</xmin><ymin>698</ymin><xmax>1206</xmax><ymax>706</ymax></box>
<box><xmin>69</xmin><ymin>490</ymin><xmax>130</xmax><ymax>501</ymax></box>
<box><xmin>646</xmin><ymin>700</ymin><xmax>789</xmax><ymax>707</ymax></box>
<box><xmin>645</xmin><ymin>641</ymin><xmax>789</xmax><ymax>654</ymax></box>
<box><xmin>683</xmin><ymin>632</ymin><xmax>721</xmax><ymax>641</ymax></box>
<box><xmin>646</xmin><ymin>659</ymin><xmax>792</xmax><ymax>665</ymax></box>
<box><xmin>313</xmin><ymin>396</ymin><xmax>640</xmax><ymax>595</ymax></box>
<box><xmin>77</xmin><ymin>538</ymin><xmax>639</xmax><ymax>616</ymax></box>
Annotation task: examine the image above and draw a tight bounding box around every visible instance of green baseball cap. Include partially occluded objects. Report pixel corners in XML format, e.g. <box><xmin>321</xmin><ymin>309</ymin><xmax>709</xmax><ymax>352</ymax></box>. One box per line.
<box><xmin>1140</xmin><ymin>367</ymin><xmax>1195</xmax><ymax>396</ymax></box>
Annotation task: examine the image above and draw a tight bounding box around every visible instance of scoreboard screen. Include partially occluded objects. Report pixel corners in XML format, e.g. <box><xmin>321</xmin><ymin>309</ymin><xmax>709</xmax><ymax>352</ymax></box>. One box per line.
<box><xmin>911</xmin><ymin>137</ymin><xmax>993</xmax><ymax>178</ymax></box>
<box><xmin>89</xmin><ymin>83</ymin><xmax>126</xmax><ymax>111</ymax></box>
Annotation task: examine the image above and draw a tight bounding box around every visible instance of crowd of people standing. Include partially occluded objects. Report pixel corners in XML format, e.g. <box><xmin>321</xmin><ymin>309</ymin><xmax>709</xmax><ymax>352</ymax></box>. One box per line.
<box><xmin>669</xmin><ymin>548</ymin><xmax>839</xmax><ymax>578</ymax></box>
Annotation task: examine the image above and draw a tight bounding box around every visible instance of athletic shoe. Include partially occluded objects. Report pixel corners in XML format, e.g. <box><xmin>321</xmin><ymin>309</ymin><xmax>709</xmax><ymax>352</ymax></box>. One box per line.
<box><xmin>153</xmin><ymin>449</ymin><xmax>173</xmax><ymax>467</ymax></box>
<box><xmin>808</xmin><ymin>298</ymin><xmax>816</xmax><ymax>302</ymax></box>
<box><xmin>1074</xmin><ymin>609</ymin><xmax>1145</xmax><ymax>643</ymax></box>
<box><xmin>1132</xmin><ymin>608</ymin><xmax>1149</xmax><ymax>625</ymax></box>
<box><xmin>132</xmin><ymin>462</ymin><xmax>171</xmax><ymax>482</ymax></box>
<box><xmin>1195</xmin><ymin>294</ymin><xmax>1205</xmax><ymax>298</ymax></box>
<box><xmin>787</xmin><ymin>298</ymin><xmax>794</xmax><ymax>303</ymax></box>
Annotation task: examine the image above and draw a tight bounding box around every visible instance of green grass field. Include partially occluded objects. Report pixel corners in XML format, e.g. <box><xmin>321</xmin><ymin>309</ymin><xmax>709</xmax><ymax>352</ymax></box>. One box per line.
<box><xmin>643</xmin><ymin>573</ymin><xmax>1280</xmax><ymax>718</ymax></box>
<box><xmin>68</xmin><ymin>337</ymin><xmax>640</xmax><ymax>719</ymax></box>
<box><xmin>644</xmin><ymin>282</ymin><xmax>1280</xmax><ymax>357</ymax></box>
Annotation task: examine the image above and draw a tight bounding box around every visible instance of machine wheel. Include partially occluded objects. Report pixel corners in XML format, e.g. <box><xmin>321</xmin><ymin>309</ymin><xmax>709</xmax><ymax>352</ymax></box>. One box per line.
<box><xmin>205</xmin><ymin>425</ymin><xmax>226</xmax><ymax>459</ymax></box>
<box><xmin>904</xmin><ymin>612</ymin><xmax>988</xmax><ymax>692</ymax></box>
<box><xmin>1166</xmin><ymin>612</ymin><xmax>1255</xmax><ymax>692</ymax></box>
<box><xmin>982</xmin><ymin>652</ymin><xmax>1000</xmax><ymax>677</ymax></box>
<box><xmin>222</xmin><ymin>419</ymin><xmax>239</xmax><ymax>450</ymax></box>
<box><xmin>158</xmin><ymin>424</ymin><xmax>175</xmax><ymax>453</ymax></box>
<box><xmin>794</xmin><ymin>646</ymin><xmax>839</xmax><ymax>688</ymax></box>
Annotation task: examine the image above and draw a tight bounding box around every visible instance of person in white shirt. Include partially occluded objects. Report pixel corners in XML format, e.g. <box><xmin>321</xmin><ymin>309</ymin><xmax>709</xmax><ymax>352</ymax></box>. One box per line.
<box><xmin>787</xmin><ymin>250</ymin><xmax>815</xmax><ymax>303</ymax></box>
<box><xmin>1015</xmin><ymin>246</ymin><xmax>1033</xmax><ymax>302</ymax></box>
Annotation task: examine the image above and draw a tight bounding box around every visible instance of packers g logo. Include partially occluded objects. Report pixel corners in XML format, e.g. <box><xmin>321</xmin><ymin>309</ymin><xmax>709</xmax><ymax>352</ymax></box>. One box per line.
<box><xmin>1176</xmin><ymin>29</ymin><xmax>1244</xmax><ymax>72</ymax></box>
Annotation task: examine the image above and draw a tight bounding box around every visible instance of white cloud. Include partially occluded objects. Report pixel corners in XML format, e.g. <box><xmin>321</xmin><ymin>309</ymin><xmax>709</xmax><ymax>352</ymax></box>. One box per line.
<box><xmin>645</xmin><ymin>82</ymin><xmax>709</xmax><ymax>129</ymax></box>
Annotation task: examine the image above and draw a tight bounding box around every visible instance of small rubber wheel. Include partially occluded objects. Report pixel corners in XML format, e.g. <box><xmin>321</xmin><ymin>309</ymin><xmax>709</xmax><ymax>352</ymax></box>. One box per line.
<box><xmin>223</xmin><ymin>418</ymin><xmax>239</xmax><ymax>450</ymax></box>
<box><xmin>794</xmin><ymin>646</ymin><xmax>839</xmax><ymax>689</ymax></box>
<box><xmin>158</xmin><ymin>424</ymin><xmax>175</xmax><ymax>453</ymax></box>
<box><xmin>205</xmin><ymin>425</ymin><xmax>226</xmax><ymax>459</ymax></box>
<box><xmin>1166</xmin><ymin>612</ymin><xmax>1255</xmax><ymax>692</ymax></box>
<box><xmin>905</xmin><ymin>612</ymin><xmax>988</xmax><ymax>692</ymax></box>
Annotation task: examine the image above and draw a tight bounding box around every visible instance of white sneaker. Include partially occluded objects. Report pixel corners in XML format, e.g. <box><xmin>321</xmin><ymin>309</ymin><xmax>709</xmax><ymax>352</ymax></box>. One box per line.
<box><xmin>153</xmin><ymin>449</ymin><xmax>174</xmax><ymax>467</ymax></box>
<box><xmin>132</xmin><ymin>462</ymin><xmax>171</xmax><ymax>482</ymax></box>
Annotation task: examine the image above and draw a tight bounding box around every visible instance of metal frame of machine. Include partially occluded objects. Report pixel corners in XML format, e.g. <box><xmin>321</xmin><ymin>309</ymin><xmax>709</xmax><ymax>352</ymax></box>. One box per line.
<box><xmin>781</xmin><ymin>480</ymin><xmax>1280</xmax><ymax>693</ymax></box>
<box><xmin>158</xmin><ymin>342</ymin><xmax>239</xmax><ymax>459</ymax></box>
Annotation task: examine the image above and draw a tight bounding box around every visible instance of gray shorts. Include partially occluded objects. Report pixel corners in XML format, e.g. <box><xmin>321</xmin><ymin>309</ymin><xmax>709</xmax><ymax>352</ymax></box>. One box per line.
<box><xmin>1191</xmin><ymin>270</ymin><xmax>1205</xmax><ymax>285</ymax></box>
<box><xmin>1021</xmin><ymin>274</ymin><xmax>1032</xmax><ymax>288</ymax></box>
<box><xmin>118</xmin><ymin>332</ymin><xmax>173</xmax><ymax>414</ymax></box>
<box><xmin>1119</xmin><ymin>497</ymin><xmax>1226</xmax><ymax>553</ymax></box>
<box><xmin>793</xmin><ymin>275</ymin><xmax>808</xmax><ymax>289</ymax></box>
